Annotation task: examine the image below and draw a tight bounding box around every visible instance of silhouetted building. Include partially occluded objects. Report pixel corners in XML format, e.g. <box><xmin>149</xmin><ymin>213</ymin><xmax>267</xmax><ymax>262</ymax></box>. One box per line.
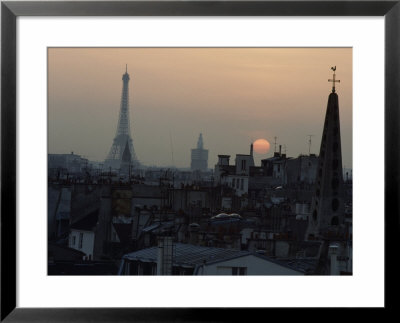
<box><xmin>191</xmin><ymin>133</ymin><xmax>208</xmax><ymax>171</ymax></box>
<box><xmin>214</xmin><ymin>144</ymin><xmax>255</xmax><ymax>197</ymax></box>
<box><xmin>69</xmin><ymin>210</ymin><xmax>99</xmax><ymax>260</ymax></box>
<box><xmin>48</xmin><ymin>152</ymin><xmax>88</xmax><ymax>176</ymax></box>
<box><xmin>286</xmin><ymin>154</ymin><xmax>319</xmax><ymax>187</ymax></box>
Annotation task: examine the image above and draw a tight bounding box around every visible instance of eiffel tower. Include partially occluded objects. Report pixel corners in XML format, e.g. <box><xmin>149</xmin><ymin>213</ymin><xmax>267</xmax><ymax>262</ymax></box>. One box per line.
<box><xmin>104</xmin><ymin>66</ymin><xmax>139</xmax><ymax>170</ymax></box>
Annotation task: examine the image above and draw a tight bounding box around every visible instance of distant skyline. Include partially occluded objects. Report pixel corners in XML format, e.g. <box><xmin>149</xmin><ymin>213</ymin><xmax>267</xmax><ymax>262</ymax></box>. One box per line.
<box><xmin>48</xmin><ymin>48</ymin><xmax>352</xmax><ymax>169</ymax></box>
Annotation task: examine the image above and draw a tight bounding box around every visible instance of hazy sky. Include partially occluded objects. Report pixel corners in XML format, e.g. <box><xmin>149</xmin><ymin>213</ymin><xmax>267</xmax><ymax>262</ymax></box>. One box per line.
<box><xmin>48</xmin><ymin>48</ymin><xmax>352</xmax><ymax>169</ymax></box>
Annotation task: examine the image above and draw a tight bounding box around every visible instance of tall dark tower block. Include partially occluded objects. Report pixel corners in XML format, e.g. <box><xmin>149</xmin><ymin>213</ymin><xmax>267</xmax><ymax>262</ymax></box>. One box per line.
<box><xmin>191</xmin><ymin>133</ymin><xmax>209</xmax><ymax>171</ymax></box>
<box><xmin>307</xmin><ymin>67</ymin><xmax>345</xmax><ymax>239</ymax></box>
<box><xmin>104</xmin><ymin>66</ymin><xmax>139</xmax><ymax>170</ymax></box>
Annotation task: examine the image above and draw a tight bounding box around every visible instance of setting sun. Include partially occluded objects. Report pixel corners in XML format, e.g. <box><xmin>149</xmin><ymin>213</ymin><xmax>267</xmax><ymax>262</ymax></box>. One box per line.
<box><xmin>253</xmin><ymin>139</ymin><xmax>271</xmax><ymax>154</ymax></box>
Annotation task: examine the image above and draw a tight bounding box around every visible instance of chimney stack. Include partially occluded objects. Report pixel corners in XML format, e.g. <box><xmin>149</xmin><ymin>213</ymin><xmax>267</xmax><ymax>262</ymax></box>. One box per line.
<box><xmin>329</xmin><ymin>243</ymin><xmax>339</xmax><ymax>275</ymax></box>
<box><xmin>157</xmin><ymin>236</ymin><xmax>173</xmax><ymax>275</ymax></box>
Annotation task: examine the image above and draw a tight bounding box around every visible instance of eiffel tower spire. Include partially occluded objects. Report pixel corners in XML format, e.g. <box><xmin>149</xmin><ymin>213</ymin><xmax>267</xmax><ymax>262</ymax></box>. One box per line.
<box><xmin>104</xmin><ymin>67</ymin><xmax>139</xmax><ymax>170</ymax></box>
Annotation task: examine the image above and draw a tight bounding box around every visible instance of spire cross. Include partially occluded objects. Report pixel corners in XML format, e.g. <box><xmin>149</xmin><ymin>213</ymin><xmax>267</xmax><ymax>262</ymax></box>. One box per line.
<box><xmin>328</xmin><ymin>66</ymin><xmax>340</xmax><ymax>93</ymax></box>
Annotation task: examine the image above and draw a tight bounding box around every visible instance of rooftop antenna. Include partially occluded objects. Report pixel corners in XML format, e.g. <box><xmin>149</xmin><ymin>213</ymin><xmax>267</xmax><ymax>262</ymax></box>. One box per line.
<box><xmin>169</xmin><ymin>131</ymin><xmax>174</xmax><ymax>167</ymax></box>
<box><xmin>328</xmin><ymin>66</ymin><xmax>340</xmax><ymax>93</ymax></box>
<box><xmin>307</xmin><ymin>135</ymin><xmax>314</xmax><ymax>155</ymax></box>
<box><xmin>125</xmin><ymin>64</ymin><xmax>128</xmax><ymax>73</ymax></box>
<box><xmin>274</xmin><ymin>136</ymin><xmax>278</xmax><ymax>153</ymax></box>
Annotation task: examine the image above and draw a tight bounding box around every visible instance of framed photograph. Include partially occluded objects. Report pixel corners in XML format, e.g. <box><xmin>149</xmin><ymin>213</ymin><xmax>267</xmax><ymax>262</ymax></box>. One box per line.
<box><xmin>1</xmin><ymin>0</ymin><xmax>398</xmax><ymax>321</ymax></box>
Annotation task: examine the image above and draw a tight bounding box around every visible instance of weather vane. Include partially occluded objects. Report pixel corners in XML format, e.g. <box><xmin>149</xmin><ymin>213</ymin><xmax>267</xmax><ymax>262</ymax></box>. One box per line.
<box><xmin>328</xmin><ymin>66</ymin><xmax>340</xmax><ymax>93</ymax></box>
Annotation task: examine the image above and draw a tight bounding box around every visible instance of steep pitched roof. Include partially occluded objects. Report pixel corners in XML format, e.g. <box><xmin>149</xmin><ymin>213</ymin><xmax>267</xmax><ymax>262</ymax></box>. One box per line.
<box><xmin>70</xmin><ymin>210</ymin><xmax>99</xmax><ymax>231</ymax></box>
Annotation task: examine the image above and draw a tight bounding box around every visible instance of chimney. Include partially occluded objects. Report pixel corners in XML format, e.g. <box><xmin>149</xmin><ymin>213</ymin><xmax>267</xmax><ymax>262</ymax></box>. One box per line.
<box><xmin>189</xmin><ymin>223</ymin><xmax>200</xmax><ymax>245</ymax></box>
<box><xmin>157</xmin><ymin>236</ymin><xmax>173</xmax><ymax>275</ymax></box>
<box><xmin>329</xmin><ymin>243</ymin><xmax>340</xmax><ymax>275</ymax></box>
<box><xmin>250</xmin><ymin>143</ymin><xmax>254</xmax><ymax>157</ymax></box>
<box><xmin>279</xmin><ymin>145</ymin><xmax>282</xmax><ymax>155</ymax></box>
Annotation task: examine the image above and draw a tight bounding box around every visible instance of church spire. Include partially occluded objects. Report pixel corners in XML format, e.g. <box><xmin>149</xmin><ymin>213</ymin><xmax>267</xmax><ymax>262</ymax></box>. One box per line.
<box><xmin>197</xmin><ymin>133</ymin><xmax>204</xmax><ymax>149</ymax></box>
<box><xmin>306</xmin><ymin>67</ymin><xmax>345</xmax><ymax>240</ymax></box>
<box><xmin>328</xmin><ymin>66</ymin><xmax>340</xmax><ymax>93</ymax></box>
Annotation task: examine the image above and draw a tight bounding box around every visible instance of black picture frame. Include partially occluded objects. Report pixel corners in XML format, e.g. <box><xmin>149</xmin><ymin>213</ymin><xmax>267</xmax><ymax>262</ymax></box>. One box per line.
<box><xmin>1</xmin><ymin>0</ymin><xmax>399</xmax><ymax>321</ymax></box>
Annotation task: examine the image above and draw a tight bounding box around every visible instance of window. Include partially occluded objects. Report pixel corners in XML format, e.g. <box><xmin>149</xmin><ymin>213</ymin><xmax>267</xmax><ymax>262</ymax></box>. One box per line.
<box><xmin>232</xmin><ymin>267</ymin><xmax>247</xmax><ymax>275</ymax></box>
<box><xmin>331</xmin><ymin>216</ymin><xmax>339</xmax><ymax>225</ymax></box>
<box><xmin>232</xmin><ymin>178</ymin><xmax>235</xmax><ymax>187</ymax></box>
<box><xmin>78</xmin><ymin>232</ymin><xmax>83</xmax><ymax>249</ymax></box>
<box><xmin>241</xmin><ymin>160</ymin><xmax>246</xmax><ymax>171</ymax></box>
<box><xmin>71</xmin><ymin>236</ymin><xmax>76</xmax><ymax>246</ymax></box>
<box><xmin>241</xmin><ymin>179</ymin><xmax>244</xmax><ymax>190</ymax></box>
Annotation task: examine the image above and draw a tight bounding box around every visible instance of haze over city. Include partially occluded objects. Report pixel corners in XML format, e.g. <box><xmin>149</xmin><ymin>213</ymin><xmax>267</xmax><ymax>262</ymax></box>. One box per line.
<box><xmin>48</xmin><ymin>48</ymin><xmax>352</xmax><ymax>169</ymax></box>
<box><xmin>48</xmin><ymin>47</ymin><xmax>353</xmax><ymax>276</ymax></box>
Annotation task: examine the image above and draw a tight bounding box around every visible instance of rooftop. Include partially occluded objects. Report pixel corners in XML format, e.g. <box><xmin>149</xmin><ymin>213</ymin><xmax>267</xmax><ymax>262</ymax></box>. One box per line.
<box><xmin>70</xmin><ymin>210</ymin><xmax>99</xmax><ymax>231</ymax></box>
<box><xmin>122</xmin><ymin>243</ymin><xmax>303</xmax><ymax>272</ymax></box>
<box><xmin>123</xmin><ymin>243</ymin><xmax>251</xmax><ymax>268</ymax></box>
